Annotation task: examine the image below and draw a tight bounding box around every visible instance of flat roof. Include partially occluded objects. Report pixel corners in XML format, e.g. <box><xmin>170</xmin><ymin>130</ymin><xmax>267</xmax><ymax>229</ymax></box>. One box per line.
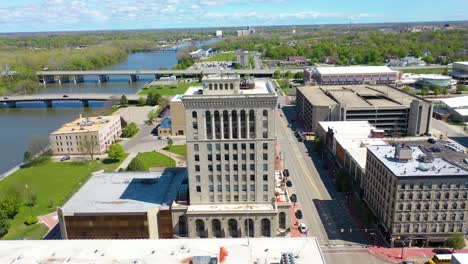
<box><xmin>187</xmin><ymin>203</ymin><xmax>275</xmax><ymax>213</ymax></box>
<box><xmin>159</xmin><ymin>117</ymin><xmax>172</xmax><ymax>129</ymax></box>
<box><xmin>454</xmin><ymin>61</ymin><xmax>468</xmax><ymax>66</ymax></box>
<box><xmin>315</xmin><ymin>66</ymin><xmax>397</xmax><ymax>75</ymax></box>
<box><xmin>321</xmin><ymin>85</ymin><xmax>415</xmax><ymax>108</ymax></box>
<box><xmin>440</xmin><ymin>96</ymin><xmax>468</xmax><ymax>108</ymax></box>
<box><xmin>297</xmin><ymin>86</ymin><xmax>338</xmax><ymax>106</ymax></box>
<box><xmin>61</xmin><ymin>169</ymin><xmax>186</xmax><ymax>215</ymax></box>
<box><xmin>318</xmin><ymin>121</ymin><xmax>375</xmax><ymax>138</ymax></box>
<box><xmin>203</xmin><ymin>74</ymin><xmax>240</xmax><ymax>80</ymax></box>
<box><xmin>51</xmin><ymin>115</ymin><xmax>120</xmax><ymax>135</ymax></box>
<box><xmin>455</xmin><ymin>108</ymin><xmax>468</xmax><ymax>117</ymax></box>
<box><xmin>367</xmin><ymin>145</ymin><xmax>468</xmax><ymax>177</ymax></box>
<box><xmin>338</xmin><ymin>137</ymin><xmax>388</xmax><ymax>169</ymax></box>
<box><xmin>239</xmin><ymin>79</ymin><xmax>272</xmax><ymax>95</ymax></box>
<box><xmin>170</xmin><ymin>86</ymin><xmax>203</xmax><ymax>102</ymax></box>
<box><xmin>452</xmin><ymin>253</ymin><xmax>468</xmax><ymax>264</ymax></box>
<box><xmin>0</xmin><ymin>238</ymin><xmax>326</xmax><ymax>264</ymax></box>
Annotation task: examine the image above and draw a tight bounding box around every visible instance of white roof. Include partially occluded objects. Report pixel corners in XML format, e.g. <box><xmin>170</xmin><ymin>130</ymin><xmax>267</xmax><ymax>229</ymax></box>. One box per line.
<box><xmin>61</xmin><ymin>169</ymin><xmax>186</xmax><ymax>215</ymax></box>
<box><xmin>454</xmin><ymin>108</ymin><xmax>468</xmax><ymax>117</ymax></box>
<box><xmin>440</xmin><ymin>96</ymin><xmax>468</xmax><ymax>108</ymax></box>
<box><xmin>337</xmin><ymin>137</ymin><xmax>388</xmax><ymax>169</ymax></box>
<box><xmin>318</xmin><ymin>121</ymin><xmax>376</xmax><ymax>139</ymax></box>
<box><xmin>454</xmin><ymin>61</ymin><xmax>468</xmax><ymax>66</ymax></box>
<box><xmin>170</xmin><ymin>86</ymin><xmax>202</xmax><ymax>102</ymax></box>
<box><xmin>367</xmin><ymin>145</ymin><xmax>468</xmax><ymax>177</ymax></box>
<box><xmin>316</xmin><ymin>66</ymin><xmax>397</xmax><ymax>75</ymax></box>
<box><xmin>452</xmin><ymin>253</ymin><xmax>468</xmax><ymax>264</ymax></box>
<box><xmin>0</xmin><ymin>238</ymin><xmax>326</xmax><ymax>264</ymax></box>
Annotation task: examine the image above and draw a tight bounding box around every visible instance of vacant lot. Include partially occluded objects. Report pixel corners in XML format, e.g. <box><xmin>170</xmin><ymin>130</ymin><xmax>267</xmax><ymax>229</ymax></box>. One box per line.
<box><xmin>138</xmin><ymin>82</ymin><xmax>201</xmax><ymax>96</ymax></box>
<box><xmin>133</xmin><ymin>151</ymin><xmax>176</xmax><ymax>170</ymax></box>
<box><xmin>206</xmin><ymin>52</ymin><xmax>236</xmax><ymax>62</ymax></box>
<box><xmin>163</xmin><ymin>145</ymin><xmax>187</xmax><ymax>157</ymax></box>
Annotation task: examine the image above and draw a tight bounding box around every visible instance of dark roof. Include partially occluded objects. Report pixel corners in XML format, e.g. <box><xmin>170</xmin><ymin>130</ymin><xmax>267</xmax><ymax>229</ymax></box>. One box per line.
<box><xmin>159</xmin><ymin>117</ymin><xmax>172</xmax><ymax>129</ymax></box>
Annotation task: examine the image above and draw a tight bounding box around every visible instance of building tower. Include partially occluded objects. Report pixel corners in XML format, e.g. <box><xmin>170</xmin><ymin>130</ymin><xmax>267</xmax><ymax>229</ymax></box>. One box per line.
<box><xmin>171</xmin><ymin>75</ymin><xmax>291</xmax><ymax>238</ymax></box>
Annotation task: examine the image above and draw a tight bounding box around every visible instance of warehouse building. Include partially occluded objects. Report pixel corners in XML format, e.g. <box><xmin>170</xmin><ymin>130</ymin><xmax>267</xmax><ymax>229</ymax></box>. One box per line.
<box><xmin>304</xmin><ymin>66</ymin><xmax>399</xmax><ymax>85</ymax></box>
<box><xmin>439</xmin><ymin>96</ymin><xmax>468</xmax><ymax>122</ymax></box>
<box><xmin>450</xmin><ymin>62</ymin><xmax>468</xmax><ymax>84</ymax></box>
<box><xmin>296</xmin><ymin>85</ymin><xmax>433</xmax><ymax>136</ymax></box>
<box><xmin>365</xmin><ymin>141</ymin><xmax>468</xmax><ymax>247</ymax></box>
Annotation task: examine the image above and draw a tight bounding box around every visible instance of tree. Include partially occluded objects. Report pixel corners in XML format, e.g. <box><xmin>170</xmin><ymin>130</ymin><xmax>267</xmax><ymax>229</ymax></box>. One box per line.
<box><xmin>27</xmin><ymin>135</ymin><xmax>49</xmax><ymax>155</ymax></box>
<box><xmin>137</xmin><ymin>97</ymin><xmax>146</xmax><ymax>106</ymax></box>
<box><xmin>273</xmin><ymin>70</ymin><xmax>281</xmax><ymax>79</ymax></box>
<box><xmin>285</xmin><ymin>70</ymin><xmax>294</xmax><ymax>79</ymax></box>
<box><xmin>0</xmin><ymin>191</ymin><xmax>22</xmax><ymax>219</ymax></box>
<box><xmin>421</xmin><ymin>86</ymin><xmax>429</xmax><ymax>96</ymax></box>
<box><xmin>107</xmin><ymin>144</ymin><xmax>125</xmax><ymax>160</ymax></box>
<box><xmin>119</xmin><ymin>94</ymin><xmax>128</xmax><ymax>107</ymax></box>
<box><xmin>402</xmin><ymin>87</ymin><xmax>411</xmax><ymax>93</ymax></box>
<box><xmin>121</xmin><ymin>122</ymin><xmax>139</xmax><ymax>138</ymax></box>
<box><xmin>442</xmin><ymin>67</ymin><xmax>449</xmax><ymax>76</ymax></box>
<box><xmin>80</xmin><ymin>134</ymin><xmax>99</xmax><ymax>160</ymax></box>
<box><xmin>167</xmin><ymin>138</ymin><xmax>174</xmax><ymax>148</ymax></box>
<box><xmin>313</xmin><ymin>137</ymin><xmax>323</xmax><ymax>152</ymax></box>
<box><xmin>442</xmin><ymin>87</ymin><xmax>449</xmax><ymax>95</ymax></box>
<box><xmin>456</xmin><ymin>84</ymin><xmax>466</xmax><ymax>94</ymax></box>
<box><xmin>23</xmin><ymin>151</ymin><xmax>33</xmax><ymax>164</ymax></box>
<box><xmin>447</xmin><ymin>233</ymin><xmax>465</xmax><ymax>252</ymax></box>
<box><xmin>0</xmin><ymin>210</ymin><xmax>10</xmax><ymax>238</ymax></box>
<box><xmin>127</xmin><ymin>157</ymin><xmax>146</xmax><ymax>171</ymax></box>
<box><xmin>147</xmin><ymin>110</ymin><xmax>158</xmax><ymax>124</ymax></box>
<box><xmin>433</xmin><ymin>85</ymin><xmax>441</xmax><ymax>96</ymax></box>
<box><xmin>294</xmin><ymin>71</ymin><xmax>304</xmax><ymax>80</ymax></box>
<box><xmin>146</xmin><ymin>92</ymin><xmax>161</xmax><ymax>106</ymax></box>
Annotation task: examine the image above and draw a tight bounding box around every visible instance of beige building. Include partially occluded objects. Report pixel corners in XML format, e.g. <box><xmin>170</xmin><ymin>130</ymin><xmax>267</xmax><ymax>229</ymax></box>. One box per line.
<box><xmin>50</xmin><ymin>115</ymin><xmax>121</xmax><ymax>156</ymax></box>
<box><xmin>364</xmin><ymin>141</ymin><xmax>468</xmax><ymax>247</ymax></box>
<box><xmin>296</xmin><ymin>85</ymin><xmax>433</xmax><ymax>136</ymax></box>
<box><xmin>171</xmin><ymin>75</ymin><xmax>291</xmax><ymax>239</ymax></box>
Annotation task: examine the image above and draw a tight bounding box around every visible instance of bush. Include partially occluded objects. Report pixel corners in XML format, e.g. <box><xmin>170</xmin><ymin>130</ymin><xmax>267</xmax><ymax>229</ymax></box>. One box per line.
<box><xmin>0</xmin><ymin>194</ymin><xmax>22</xmax><ymax>219</ymax></box>
<box><xmin>107</xmin><ymin>144</ymin><xmax>125</xmax><ymax>160</ymax></box>
<box><xmin>24</xmin><ymin>216</ymin><xmax>38</xmax><ymax>225</ymax></box>
<box><xmin>0</xmin><ymin>210</ymin><xmax>10</xmax><ymax>238</ymax></box>
<box><xmin>121</xmin><ymin>122</ymin><xmax>139</xmax><ymax>138</ymax></box>
<box><xmin>127</xmin><ymin>157</ymin><xmax>146</xmax><ymax>171</ymax></box>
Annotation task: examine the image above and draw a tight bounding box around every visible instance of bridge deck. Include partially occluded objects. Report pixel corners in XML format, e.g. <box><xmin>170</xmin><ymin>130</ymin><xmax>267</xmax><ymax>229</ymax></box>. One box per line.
<box><xmin>0</xmin><ymin>94</ymin><xmax>143</xmax><ymax>103</ymax></box>
<box><xmin>36</xmin><ymin>69</ymin><xmax>303</xmax><ymax>76</ymax></box>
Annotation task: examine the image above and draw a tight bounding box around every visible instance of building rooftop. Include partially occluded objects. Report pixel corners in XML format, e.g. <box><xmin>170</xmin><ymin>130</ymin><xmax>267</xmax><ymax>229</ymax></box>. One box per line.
<box><xmin>338</xmin><ymin>137</ymin><xmax>388</xmax><ymax>169</ymax></box>
<box><xmin>186</xmin><ymin>203</ymin><xmax>275</xmax><ymax>213</ymax></box>
<box><xmin>61</xmin><ymin>169</ymin><xmax>187</xmax><ymax>215</ymax></box>
<box><xmin>318</xmin><ymin>85</ymin><xmax>420</xmax><ymax>108</ymax></box>
<box><xmin>297</xmin><ymin>86</ymin><xmax>338</xmax><ymax>107</ymax></box>
<box><xmin>440</xmin><ymin>95</ymin><xmax>468</xmax><ymax>108</ymax></box>
<box><xmin>159</xmin><ymin>117</ymin><xmax>172</xmax><ymax>129</ymax></box>
<box><xmin>367</xmin><ymin>143</ymin><xmax>468</xmax><ymax>177</ymax></box>
<box><xmin>454</xmin><ymin>108</ymin><xmax>468</xmax><ymax>117</ymax></box>
<box><xmin>51</xmin><ymin>115</ymin><xmax>120</xmax><ymax>135</ymax></box>
<box><xmin>202</xmin><ymin>74</ymin><xmax>240</xmax><ymax>80</ymax></box>
<box><xmin>319</xmin><ymin>121</ymin><xmax>376</xmax><ymax>138</ymax></box>
<box><xmin>0</xmin><ymin>237</ymin><xmax>325</xmax><ymax>264</ymax></box>
<box><xmin>314</xmin><ymin>66</ymin><xmax>397</xmax><ymax>75</ymax></box>
<box><xmin>452</xmin><ymin>253</ymin><xmax>468</xmax><ymax>264</ymax></box>
<box><xmin>239</xmin><ymin>79</ymin><xmax>273</xmax><ymax>95</ymax></box>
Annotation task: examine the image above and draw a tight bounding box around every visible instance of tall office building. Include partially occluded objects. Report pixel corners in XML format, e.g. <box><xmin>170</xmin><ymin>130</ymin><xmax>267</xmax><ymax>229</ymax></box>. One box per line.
<box><xmin>171</xmin><ymin>75</ymin><xmax>291</xmax><ymax>238</ymax></box>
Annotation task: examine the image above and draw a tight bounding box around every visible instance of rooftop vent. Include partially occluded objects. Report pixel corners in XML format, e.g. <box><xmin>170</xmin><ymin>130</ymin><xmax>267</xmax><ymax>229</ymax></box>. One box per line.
<box><xmin>417</xmin><ymin>163</ymin><xmax>430</xmax><ymax>171</ymax></box>
<box><xmin>418</xmin><ymin>154</ymin><xmax>434</xmax><ymax>163</ymax></box>
<box><xmin>394</xmin><ymin>146</ymin><xmax>412</xmax><ymax>162</ymax></box>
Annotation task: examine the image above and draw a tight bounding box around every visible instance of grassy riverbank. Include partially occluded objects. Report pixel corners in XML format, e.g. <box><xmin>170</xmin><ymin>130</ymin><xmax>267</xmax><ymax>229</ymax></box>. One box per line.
<box><xmin>0</xmin><ymin>154</ymin><xmax>127</xmax><ymax>240</ymax></box>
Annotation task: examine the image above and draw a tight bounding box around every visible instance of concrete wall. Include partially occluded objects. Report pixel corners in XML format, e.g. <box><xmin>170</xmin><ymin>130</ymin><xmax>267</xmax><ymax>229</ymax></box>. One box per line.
<box><xmin>170</xmin><ymin>101</ymin><xmax>186</xmax><ymax>136</ymax></box>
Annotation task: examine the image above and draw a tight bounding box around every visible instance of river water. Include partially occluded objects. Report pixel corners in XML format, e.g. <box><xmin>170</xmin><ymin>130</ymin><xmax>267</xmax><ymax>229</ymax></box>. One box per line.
<box><xmin>0</xmin><ymin>39</ymin><xmax>217</xmax><ymax>174</ymax></box>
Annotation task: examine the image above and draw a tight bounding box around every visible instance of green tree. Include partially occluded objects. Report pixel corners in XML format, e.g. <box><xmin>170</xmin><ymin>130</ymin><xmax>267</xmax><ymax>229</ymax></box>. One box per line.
<box><xmin>273</xmin><ymin>70</ymin><xmax>281</xmax><ymax>79</ymax></box>
<box><xmin>167</xmin><ymin>138</ymin><xmax>174</xmax><ymax>148</ymax></box>
<box><xmin>127</xmin><ymin>157</ymin><xmax>146</xmax><ymax>171</ymax></box>
<box><xmin>0</xmin><ymin>210</ymin><xmax>10</xmax><ymax>238</ymax></box>
<box><xmin>107</xmin><ymin>144</ymin><xmax>125</xmax><ymax>160</ymax></box>
<box><xmin>421</xmin><ymin>86</ymin><xmax>429</xmax><ymax>96</ymax></box>
<box><xmin>0</xmin><ymin>192</ymin><xmax>22</xmax><ymax>219</ymax></box>
<box><xmin>147</xmin><ymin>110</ymin><xmax>158</xmax><ymax>124</ymax></box>
<box><xmin>137</xmin><ymin>97</ymin><xmax>146</xmax><ymax>106</ymax></box>
<box><xmin>285</xmin><ymin>71</ymin><xmax>294</xmax><ymax>79</ymax></box>
<box><xmin>146</xmin><ymin>92</ymin><xmax>161</xmax><ymax>106</ymax></box>
<box><xmin>447</xmin><ymin>233</ymin><xmax>465</xmax><ymax>252</ymax></box>
<box><xmin>443</xmin><ymin>87</ymin><xmax>449</xmax><ymax>95</ymax></box>
<box><xmin>442</xmin><ymin>67</ymin><xmax>449</xmax><ymax>76</ymax></box>
<box><xmin>456</xmin><ymin>84</ymin><xmax>466</xmax><ymax>94</ymax></box>
<box><xmin>121</xmin><ymin>122</ymin><xmax>139</xmax><ymax>138</ymax></box>
<box><xmin>313</xmin><ymin>137</ymin><xmax>323</xmax><ymax>152</ymax></box>
<box><xmin>402</xmin><ymin>87</ymin><xmax>411</xmax><ymax>93</ymax></box>
<box><xmin>23</xmin><ymin>150</ymin><xmax>33</xmax><ymax>164</ymax></box>
<box><xmin>294</xmin><ymin>71</ymin><xmax>304</xmax><ymax>80</ymax></box>
<box><xmin>433</xmin><ymin>85</ymin><xmax>441</xmax><ymax>95</ymax></box>
<box><xmin>119</xmin><ymin>94</ymin><xmax>128</xmax><ymax>107</ymax></box>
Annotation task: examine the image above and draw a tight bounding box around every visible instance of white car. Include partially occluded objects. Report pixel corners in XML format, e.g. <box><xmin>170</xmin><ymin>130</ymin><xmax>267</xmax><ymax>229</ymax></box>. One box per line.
<box><xmin>299</xmin><ymin>223</ymin><xmax>308</xmax><ymax>234</ymax></box>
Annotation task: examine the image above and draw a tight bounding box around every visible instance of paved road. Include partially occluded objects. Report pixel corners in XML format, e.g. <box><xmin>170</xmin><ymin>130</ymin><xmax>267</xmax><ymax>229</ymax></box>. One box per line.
<box><xmin>431</xmin><ymin>118</ymin><xmax>466</xmax><ymax>137</ymax></box>
<box><xmin>323</xmin><ymin>249</ymin><xmax>391</xmax><ymax>264</ymax></box>
<box><xmin>275</xmin><ymin>102</ymin><xmax>366</xmax><ymax>246</ymax></box>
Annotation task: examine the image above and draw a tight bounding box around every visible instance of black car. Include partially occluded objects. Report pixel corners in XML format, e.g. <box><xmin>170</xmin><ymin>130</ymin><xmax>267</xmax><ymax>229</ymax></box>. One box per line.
<box><xmin>63</xmin><ymin>94</ymin><xmax>69</xmax><ymax>98</ymax></box>
<box><xmin>283</xmin><ymin>169</ymin><xmax>290</xmax><ymax>177</ymax></box>
<box><xmin>428</xmin><ymin>138</ymin><xmax>436</xmax><ymax>144</ymax></box>
<box><xmin>290</xmin><ymin>194</ymin><xmax>297</xmax><ymax>203</ymax></box>
<box><xmin>295</xmin><ymin>209</ymin><xmax>303</xmax><ymax>219</ymax></box>
<box><xmin>286</xmin><ymin>180</ymin><xmax>292</xmax><ymax>187</ymax></box>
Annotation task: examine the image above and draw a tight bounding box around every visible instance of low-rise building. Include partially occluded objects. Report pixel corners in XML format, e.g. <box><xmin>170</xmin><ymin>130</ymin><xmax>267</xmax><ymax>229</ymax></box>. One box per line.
<box><xmin>236</xmin><ymin>50</ymin><xmax>251</xmax><ymax>67</ymax></box>
<box><xmin>0</xmin><ymin>237</ymin><xmax>326</xmax><ymax>264</ymax></box>
<box><xmin>58</xmin><ymin>169</ymin><xmax>187</xmax><ymax>239</ymax></box>
<box><xmin>399</xmin><ymin>73</ymin><xmax>455</xmax><ymax>88</ymax></box>
<box><xmin>296</xmin><ymin>85</ymin><xmax>433</xmax><ymax>136</ymax></box>
<box><xmin>439</xmin><ymin>96</ymin><xmax>468</xmax><ymax>122</ymax></box>
<box><xmin>450</xmin><ymin>62</ymin><xmax>468</xmax><ymax>84</ymax></box>
<box><xmin>287</xmin><ymin>56</ymin><xmax>308</xmax><ymax>66</ymax></box>
<box><xmin>49</xmin><ymin>115</ymin><xmax>121</xmax><ymax>156</ymax></box>
<box><xmin>304</xmin><ymin>66</ymin><xmax>399</xmax><ymax>85</ymax></box>
<box><xmin>157</xmin><ymin>117</ymin><xmax>172</xmax><ymax>137</ymax></box>
<box><xmin>364</xmin><ymin>141</ymin><xmax>468</xmax><ymax>247</ymax></box>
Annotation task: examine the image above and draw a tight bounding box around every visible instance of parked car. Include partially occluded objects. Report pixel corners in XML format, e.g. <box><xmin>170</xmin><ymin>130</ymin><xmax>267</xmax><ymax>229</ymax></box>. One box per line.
<box><xmin>299</xmin><ymin>223</ymin><xmax>308</xmax><ymax>233</ymax></box>
<box><xmin>3</xmin><ymin>97</ymin><xmax>8</xmax><ymax>99</ymax></box>
<box><xmin>283</xmin><ymin>169</ymin><xmax>290</xmax><ymax>177</ymax></box>
<box><xmin>290</xmin><ymin>194</ymin><xmax>297</xmax><ymax>203</ymax></box>
<box><xmin>295</xmin><ymin>209</ymin><xmax>303</xmax><ymax>219</ymax></box>
<box><xmin>60</xmin><ymin>155</ymin><xmax>70</xmax><ymax>162</ymax></box>
<box><xmin>62</xmin><ymin>94</ymin><xmax>69</xmax><ymax>98</ymax></box>
<box><xmin>428</xmin><ymin>138</ymin><xmax>436</xmax><ymax>144</ymax></box>
<box><xmin>286</xmin><ymin>180</ymin><xmax>292</xmax><ymax>187</ymax></box>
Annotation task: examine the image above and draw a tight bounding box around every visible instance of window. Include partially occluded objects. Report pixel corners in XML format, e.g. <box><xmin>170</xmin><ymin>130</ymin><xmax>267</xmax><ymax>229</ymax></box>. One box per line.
<box><xmin>250</xmin><ymin>185</ymin><xmax>255</xmax><ymax>191</ymax></box>
<box><xmin>196</xmin><ymin>175</ymin><xmax>200</xmax><ymax>182</ymax></box>
<box><xmin>195</xmin><ymin>155</ymin><xmax>199</xmax><ymax>162</ymax></box>
<box><xmin>207</xmin><ymin>144</ymin><xmax>212</xmax><ymax>151</ymax></box>
<box><xmin>216</xmin><ymin>154</ymin><xmax>221</xmax><ymax>161</ymax></box>
<box><xmin>250</xmin><ymin>143</ymin><xmax>255</xmax><ymax>150</ymax></box>
<box><xmin>263</xmin><ymin>184</ymin><xmax>268</xmax><ymax>191</ymax></box>
<box><xmin>224</xmin><ymin>154</ymin><xmax>229</xmax><ymax>161</ymax></box>
<box><xmin>263</xmin><ymin>143</ymin><xmax>268</xmax><ymax>150</ymax></box>
<box><xmin>195</xmin><ymin>165</ymin><xmax>200</xmax><ymax>172</ymax></box>
<box><xmin>263</xmin><ymin>153</ymin><xmax>268</xmax><ymax>160</ymax></box>
<box><xmin>263</xmin><ymin>164</ymin><xmax>268</xmax><ymax>171</ymax></box>
<box><xmin>250</xmin><ymin>175</ymin><xmax>255</xmax><ymax>181</ymax></box>
<box><xmin>242</xmin><ymin>185</ymin><xmax>247</xmax><ymax>191</ymax></box>
<box><xmin>263</xmin><ymin>175</ymin><xmax>268</xmax><ymax>181</ymax></box>
<box><xmin>208</xmin><ymin>165</ymin><xmax>213</xmax><ymax>171</ymax></box>
<box><xmin>196</xmin><ymin>186</ymin><xmax>201</xmax><ymax>192</ymax></box>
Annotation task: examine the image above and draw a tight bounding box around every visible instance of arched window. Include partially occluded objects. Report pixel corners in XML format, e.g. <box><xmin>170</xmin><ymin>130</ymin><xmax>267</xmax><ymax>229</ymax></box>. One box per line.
<box><xmin>261</xmin><ymin>218</ymin><xmax>271</xmax><ymax>237</ymax></box>
<box><xmin>245</xmin><ymin>219</ymin><xmax>254</xmax><ymax>237</ymax></box>
<box><xmin>178</xmin><ymin>216</ymin><xmax>187</xmax><ymax>236</ymax></box>
<box><xmin>262</xmin><ymin>110</ymin><xmax>268</xmax><ymax>138</ymax></box>
<box><xmin>279</xmin><ymin>212</ymin><xmax>286</xmax><ymax>229</ymax></box>
<box><xmin>212</xmin><ymin>219</ymin><xmax>222</xmax><ymax>238</ymax></box>
<box><xmin>232</xmin><ymin>110</ymin><xmax>238</xmax><ymax>139</ymax></box>
<box><xmin>192</xmin><ymin>111</ymin><xmax>198</xmax><ymax>136</ymax></box>
<box><xmin>225</xmin><ymin>83</ymin><xmax>229</xmax><ymax>90</ymax></box>
<box><xmin>249</xmin><ymin>110</ymin><xmax>255</xmax><ymax>138</ymax></box>
<box><xmin>206</xmin><ymin>111</ymin><xmax>212</xmax><ymax>139</ymax></box>
<box><xmin>214</xmin><ymin>111</ymin><xmax>221</xmax><ymax>139</ymax></box>
<box><xmin>214</xmin><ymin>83</ymin><xmax>218</xmax><ymax>90</ymax></box>
<box><xmin>240</xmin><ymin>110</ymin><xmax>247</xmax><ymax>139</ymax></box>
<box><xmin>209</xmin><ymin>83</ymin><xmax>213</xmax><ymax>90</ymax></box>
<box><xmin>223</xmin><ymin>110</ymin><xmax>229</xmax><ymax>139</ymax></box>
<box><xmin>228</xmin><ymin>219</ymin><xmax>238</xmax><ymax>238</ymax></box>
<box><xmin>230</xmin><ymin>83</ymin><xmax>234</xmax><ymax>90</ymax></box>
<box><xmin>195</xmin><ymin>219</ymin><xmax>205</xmax><ymax>238</ymax></box>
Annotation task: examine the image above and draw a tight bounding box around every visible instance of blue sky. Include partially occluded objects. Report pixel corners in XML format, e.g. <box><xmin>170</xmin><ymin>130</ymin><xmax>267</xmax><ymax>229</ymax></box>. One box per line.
<box><xmin>0</xmin><ymin>0</ymin><xmax>467</xmax><ymax>32</ymax></box>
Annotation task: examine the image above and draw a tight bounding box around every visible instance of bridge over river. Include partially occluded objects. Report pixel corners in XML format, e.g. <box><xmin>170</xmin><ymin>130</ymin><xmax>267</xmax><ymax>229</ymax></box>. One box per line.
<box><xmin>0</xmin><ymin>94</ymin><xmax>144</xmax><ymax>108</ymax></box>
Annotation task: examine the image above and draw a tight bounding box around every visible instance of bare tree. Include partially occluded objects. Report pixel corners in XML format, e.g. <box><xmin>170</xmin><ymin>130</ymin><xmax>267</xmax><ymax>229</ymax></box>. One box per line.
<box><xmin>27</xmin><ymin>135</ymin><xmax>49</xmax><ymax>155</ymax></box>
<box><xmin>80</xmin><ymin>134</ymin><xmax>99</xmax><ymax>160</ymax></box>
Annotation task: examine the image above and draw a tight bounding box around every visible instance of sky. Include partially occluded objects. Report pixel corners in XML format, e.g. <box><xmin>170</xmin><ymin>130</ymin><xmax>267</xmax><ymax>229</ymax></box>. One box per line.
<box><xmin>0</xmin><ymin>0</ymin><xmax>467</xmax><ymax>33</ymax></box>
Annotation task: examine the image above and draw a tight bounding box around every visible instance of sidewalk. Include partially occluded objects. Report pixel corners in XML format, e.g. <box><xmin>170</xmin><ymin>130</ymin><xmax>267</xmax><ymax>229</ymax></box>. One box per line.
<box><xmin>116</xmin><ymin>152</ymin><xmax>137</xmax><ymax>171</ymax></box>
<box><xmin>370</xmin><ymin>246</ymin><xmax>468</xmax><ymax>263</ymax></box>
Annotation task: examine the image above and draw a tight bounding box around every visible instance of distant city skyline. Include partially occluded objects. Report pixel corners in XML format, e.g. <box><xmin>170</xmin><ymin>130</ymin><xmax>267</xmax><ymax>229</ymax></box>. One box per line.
<box><xmin>0</xmin><ymin>0</ymin><xmax>467</xmax><ymax>33</ymax></box>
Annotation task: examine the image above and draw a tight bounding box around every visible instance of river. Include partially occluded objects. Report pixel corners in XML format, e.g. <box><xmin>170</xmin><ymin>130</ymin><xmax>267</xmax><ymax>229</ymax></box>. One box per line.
<box><xmin>0</xmin><ymin>39</ymin><xmax>218</xmax><ymax>174</ymax></box>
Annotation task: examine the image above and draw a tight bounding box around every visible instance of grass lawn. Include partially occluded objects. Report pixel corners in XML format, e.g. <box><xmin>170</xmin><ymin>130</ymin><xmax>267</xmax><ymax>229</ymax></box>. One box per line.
<box><xmin>134</xmin><ymin>151</ymin><xmax>176</xmax><ymax>170</ymax></box>
<box><xmin>0</xmin><ymin>154</ymin><xmax>127</xmax><ymax>240</ymax></box>
<box><xmin>163</xmin><ymin>145</ymin><xmax>187</xmax><ymax>157</ymax></box>
<box><xmin>138</xmin><ymin>82</ymin><xmax>201</xmax><ymax>96</ymax></box>
<box><xmin>206</xmin><ymin>52</ymin><xmax>236</xmax><ymax>62</ymax></box>
<box><xmin>401</xmin><ymin>67</ymin><xmax>448</xmax><ymax>74</ymax></box>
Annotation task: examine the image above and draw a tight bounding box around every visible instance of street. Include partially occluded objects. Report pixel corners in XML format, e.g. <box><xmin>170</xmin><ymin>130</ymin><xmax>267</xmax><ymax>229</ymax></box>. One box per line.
<box><xmin>275</xmin><ymin>103</ymin><xmax>365</xmax><ymax>246</ymax></box>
